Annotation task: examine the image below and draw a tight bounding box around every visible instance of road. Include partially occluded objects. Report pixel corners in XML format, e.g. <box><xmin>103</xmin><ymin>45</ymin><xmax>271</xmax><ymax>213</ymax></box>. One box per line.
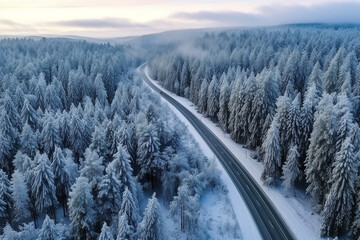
<box><xmin>139</xmin><ymin>64</ymin><xmax>296</xmax><ymax>240</ymax></box>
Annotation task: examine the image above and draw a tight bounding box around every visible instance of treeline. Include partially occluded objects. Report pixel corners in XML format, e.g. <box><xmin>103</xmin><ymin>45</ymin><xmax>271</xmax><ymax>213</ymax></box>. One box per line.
<box><xmin>149</xmin><ymin>27</ymin><xmax>360</xmax><ymax>238</ymax></box>
<box><xmin>0</xmin><ymin>39</ymin><xmax>221</xmax><ymax>240</ymax></box>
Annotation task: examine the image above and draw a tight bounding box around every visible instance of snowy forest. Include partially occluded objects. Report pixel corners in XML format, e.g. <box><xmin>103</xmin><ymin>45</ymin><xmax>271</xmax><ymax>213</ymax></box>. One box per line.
<box><xmin>149</xmin><ymin>25</ymin><xmax>360</xmax><ymax>238</ymax></box>
<box><xmin>0</xmin><ymin>39</ymin><xmax>239</xmax><ymax>239</ymax></box>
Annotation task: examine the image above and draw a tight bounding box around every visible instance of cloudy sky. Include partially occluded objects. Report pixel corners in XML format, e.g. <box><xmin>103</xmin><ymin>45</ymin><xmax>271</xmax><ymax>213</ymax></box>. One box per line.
<box><xmin>1</xmin><ymin>0</ymin><xmax>360</xmax><ymax>38</ymax></box>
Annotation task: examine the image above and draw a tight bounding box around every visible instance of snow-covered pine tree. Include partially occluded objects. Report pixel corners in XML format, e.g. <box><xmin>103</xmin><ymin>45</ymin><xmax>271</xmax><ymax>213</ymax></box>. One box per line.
<box><xmin>37</xmin><ymin>215</ymin><xmax>58</xmax><ymax>240</ymax></box>
<box><xmin>79</xmin><ymin>149</ymin><xmax>104</xmax><ymax>195</ymax></box>
<box><xmin>320</xmin><ymin>137</ymin><xmax>358</xmax><ymax>237</ymax></box>
<box><xmin>97</xmin><ymin>163</ymin><xmax>123</xmax><ymax>225</ymax></box>
<box><xmin>198</xmin><ymin>80</ymin><xmax>209</xmax><ymax>115</ymax></box>
<box><xmin>94</xmin><ymin>73</ymin><xmax>109</xmax><ymax>107</ymax></box>
<box><xmin>281</xmin><ymin>145</ymin><xmax>301</xmax><ymax>197</ymax></box>
<box><xmin>137</xmin><ymin>193</ymin><xmax>164</xmax><ymax>240</ymax></box>
<box><xmin>31</xmin><ymin>152</ymin><xmax>58</xmax><ymax>221</ymax></box>
<box><xmin>35</xmin><ymin>73</ymin><xmax>47</xmax><ymax>110</ymax></box>
<box><xmin>287</xmin><ymin>93</ymin><xmax>301</xmax><ymax>146</ymax></box>
<box><xmin>0</xmin><ymin>108</ymin><xmax>19</xmax><ymax>171</ymax></box>
<box><xmin>99</xmin><ymin>223</ymin><xmax>114</xmax><ymax>240</ymax></box>
<box><xmin>21</xmin><ymin>98</ymin><xmax>40</xmax><ymax>130</ymax></box>
<box><xmin>261</xmin><ymin>120</ymin><xmax>281</xmax><ymax>186</ymax></box>
<box><xmin>137</xmin><ymin>123</ymin><xmax>161</xmax><ymax>189</ymax></box>
<box><xmin>117</xmin><ymin>187</ymin><xmax>139</xmax><ymax>240</ymax></box>
<box><xmin>3</xmin><ymin>90</ymin><xmax>22</xmax><ymax>131</ymax></box>
<box><xmin>305</xmin><ymin>93</ymin><xmax>337</xmax><ymax>210</ymax></box>
<box><xmin>51</xmin><ymin>146</ymin><xmax>71</xmax><ymax>217</ymax></box>
<box><xmin>170</xmin><ymin>183</ymin><xmax>200</xmax><ymax>234</ymax></box>
<box><xmin>89</xmin><ymin>124</ymin><xmax>108</xmax><ymax>160</ymax></box>
<box><xmin>68</xmin><ymin>177</ymin><xmax>96</xmax><ymax>240</ymax></box>
<box><xmin>10</xmin><ymin>170</ymin><xmax>30</xmax><ymax>225</ymax></box>
<box><xmin>69</xmin><ymin>106</ymin><xmax>88</xmax><ymax>163</ymax></box>
<box><xmin>299</xmin><ymin>82</ymin><xmax>321</xmax><ymax>162</ymax></box>
<box><xmin>109</xmin><ymin>146</ymin><xmax>137</xmax><ymax>197</ymax></box>
<box><xmin>20</xmin><ymin>123</ymin><xmax>38</xmax><ymax>158</ymax></box>
<box><xmin>45</xmin><ymin>84</ymin><xmax>63</xmax><ymax>111</ymax></box>
<box><xmin>0</xmin><ymin>169</ymin><xmax>12</xmax><ymax>226</ymax></box>
<box><xmin>323</xmin><ymin>47</ymin><xmax>344</xmax><ymax>93</ymax></box>
<box><xmin>207</xmin><ymin>75</ymin><xmax>220</xmax><ymax>120</ymax></box>
<box><xmin>218</xmin><ymin>78</ymin><xmax>230</xmax><ymax>132</ymax></box>
<box><xmin>41</xmin><ymin>115</ymin><xmax>61</xmax><ymax>158</ymax></box>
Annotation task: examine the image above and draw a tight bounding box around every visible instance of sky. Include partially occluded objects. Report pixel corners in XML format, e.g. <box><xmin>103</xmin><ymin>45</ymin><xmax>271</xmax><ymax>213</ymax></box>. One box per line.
<box><xmin>1</xmin><ymin>0</ymin><xmax>360</xmax><ymax>38</ymax></box>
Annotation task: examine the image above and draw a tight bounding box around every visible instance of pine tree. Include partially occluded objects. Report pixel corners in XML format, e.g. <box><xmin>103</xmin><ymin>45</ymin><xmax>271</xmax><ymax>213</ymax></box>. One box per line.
<box><xmin>10</xmin><ymin>170</ymin><xmax>30</xmax><ymax>225</ymax></box>
<box><xmin>299</xmin><ymin>82</ymin><xmax>321</xmax><ymax>162</ymax></box>
<box><xmin>0</xmin><ymin>108</ymin><xmax>19</xmax><ymax>171</ymax></box>
<box><xmin>0</xmin><ymin>169</ymin><xmax>12</xmax><ymax>226</ymax></box>
<box><xmin>170</xmin><ymin>183</ymin><xmax>200</xmax><ymax>233</ymax></box>
<box><xmin>51</xmin><ymin>147</ymin><xmax>71</xmax><ymax>217</ymax></box>
<box><xmin>68</xmin><ymin>177</ymin><xmax>96</xmax><ymax>240</ymax></box>
<box><xmin>89</xmin><ymin>125</ymin><xmax>108</xmax><ymax>160</ymax></box>
<box><xmin>35</xmin><ymin>73</ymin><xmax>47</xmax><ymax>110</ymax></box>
<box><xmin>117</xmin><ymin>187</ymin><xmax>139</xmax><ymax>240</ymax></box>
<box><xmin>281</xmin><ymin>145</ymin><xmax>301</xmax><ymax>197</ymax></box>
<box><xmin>207</xmin><ymin>75</ymin><xmax>220</xmax><ymax>120</ymax></box>
<box><xmin>21</xmin><ymin>98</ymin><xmax>40</xmax><ymax>130</ymax></box>
<box><xmin>99</xmin><ymin>223</ymin><xmax>114</xmax><ymax>240</ymax></box>
<box><xmin>31</xmin><ymin>152</ymin><xmax>58</xmax><ymax>220</ymax></box>
<box><xmin>20</xmin><ymin>123</ymin><xmax>38</xmax><ymax>158</ymax></box>
<box><xmin>3</xmin><ymin>90</ymin><xmax>22</xmax><ymax>131</ymax></box>
<box><xmin>69</xmin><ymin>106</ymin><xmax>88</xmax><ymax>163</ymax></box>
<box><xmin>261</xmin><ymin>120</ymin><xmax>281</xmax><ymax>186</ymax></box>
<box><xmin>45</xmin><ymin>84</ymin><xmax>63</xmax><ymax>111</ymax></box>
<box><xmin>94</xmin><ymin>73</ymin><xmax>109</xmax><ymax>107</ymax></box>
<box><xmin>217</xmin><ymin>79</ymin><xmax>230</xmax><ymax>132</ymax></box>
<box><xmin>137</xmin><ymin>123</ymin><xmax>161</xmax><ymax>189</ymax></box>
<box><xmin>97</xmin><ymin>164</ymin><xmax>123</xmax><ymax>224</ymax></box>
<box><xmin>320</xmin><ymin>137</ymin><xmax>358</xmax><ymax>237</ymax></box>
<box><xmin>13</xmin><ymin>151</ymin><xmax>32</xmax><ymax>174</ymax></box>
<box><xmin>41</xmin><ymin>115</ymin><xmax>61</xmax><ymax>157</ymax></box>
<box><xmin>305</xmin><ymin>93</ymin><xmax>337</xmax><ymax>210</ymax></box>
<box><xmin>110</xmin><ymin>146</ymin><xmax>137</xmax><ymax>197</ymax></box>
<box><xmin>37</xmin><ymin>215</ymin><xmax>58</xmax><ymax>240</ymax></box>
<box><xmin>79</xmin><ymin>149</ymin><xmax>104</xmax><ymax>192</ymax></box>
<box><xmin>198</xmin><ymin>80</ymin><xmax>209</xmax><ymax>114</ymax></box>
<box><xmin>137</xmin><ymin>193</ymin><xmax>164</xmax><ymax>240</ymax></box>
<box><xmin>323</xmin><ymin>48</ymin><xmax>344</xmax><ymax>93</ymax></box>
<box><xmin>287</xmin><ymin>93</ymin><xmax>301</xmax><ymax>146</ymax></box>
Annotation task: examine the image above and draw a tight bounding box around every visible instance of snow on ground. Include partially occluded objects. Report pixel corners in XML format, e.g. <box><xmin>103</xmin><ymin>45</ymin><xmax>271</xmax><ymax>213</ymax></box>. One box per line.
<box><xmin>140</xmin><ymin>66</ymin><xmax>262</xmax><ymax>240</ymax></box>
<box><xmin>143</xmin><ymin>66</ymin><xmax>323</xmax><ymax>240</ymax></box>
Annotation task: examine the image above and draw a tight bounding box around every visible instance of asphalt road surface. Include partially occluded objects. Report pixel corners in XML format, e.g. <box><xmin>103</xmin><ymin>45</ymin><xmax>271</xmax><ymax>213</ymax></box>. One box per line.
<box><xmin>140</xmin><ymin>64</ymin><xmax>296</xmax><ymax>240</ymax></box>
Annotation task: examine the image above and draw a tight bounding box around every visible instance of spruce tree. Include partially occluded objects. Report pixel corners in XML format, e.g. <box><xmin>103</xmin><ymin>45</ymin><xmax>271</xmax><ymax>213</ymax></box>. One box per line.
<box><xmin>20</xmin><ymin>123</ymin><xmax>38</xmax><ymax>158</ymax></box>
<box><xmin>305</xmin><ymin>94</ymin><xmax>337</xmax><ymax>210</ymax></box>
<box><xmin>21</xmin><ymin>98</ymin><xmax>40</xmax><ymax>130</ymax></box>
<box><xmin>37</xmin><ymin>215</ymin><xmax>58</xmax><ymax>240</ymax></box>
<box><xmin>51</xmin><ymin>147</ymin><xmax>71</xmax><ymax>217</ymax></box>
<box><xmin>281</xmin><ymin>145</ymin><xmax>301</xmax><ymax>196</ymax></box>
<box><xmin>97</xmin><ymin>164</ymin><xmax>123</xmax><ymax>224</ymax></box>
<box><xmin>10</xmin><ymin>170</ymin><xmax>31</xmax><ymax>225</ymax></box>
<box><xmin>137</xmin><ymin>193</ymin><xmax>163</xmax><ymax>240</ymax></box>
<box><xmin>261</xmin><ymin>120</ymin><xmax>281</xmax><ymax>186</ymax></box>
<box><xmin>0</xmin><ymin>170</ymin><xmax>12</xmax><ymax>226</ymax></box>
<box><xmin>99</xmin><ymin>223</ymin><xmax>114</xmax><ymax>240</ymax></box>
<box><xmin>321</xmin><ymin>137</ymin><xmax>358</xmax><ymax>237</ymax></box>
<box><xmin>32</xmin><ymin>152</ymin><xmax>58</xmax><ymax>221</ymax></box>
<box><xmin>68</xmin><ymin>177</ymin><xmax>96</xmax><ymax>240</ymax></box>
<box><xmin>117</xmin><ymin>187</ymin><xmax>139</xmax><ymax>240</ymax></box>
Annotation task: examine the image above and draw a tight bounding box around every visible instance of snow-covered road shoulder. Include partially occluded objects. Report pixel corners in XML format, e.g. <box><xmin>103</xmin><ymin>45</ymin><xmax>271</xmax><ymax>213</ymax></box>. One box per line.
<box><xmin>143</xmin><ymin>66</ymin><xmax>323</xmax><ymax>240</ymax></box>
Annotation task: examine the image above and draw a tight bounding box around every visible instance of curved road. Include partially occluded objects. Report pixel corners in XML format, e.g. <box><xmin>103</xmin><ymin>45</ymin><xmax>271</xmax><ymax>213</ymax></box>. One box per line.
<box><xmin>140</xmin><ymin>64</ymin><xmax>296</xmax><ymax>240</ymax></box>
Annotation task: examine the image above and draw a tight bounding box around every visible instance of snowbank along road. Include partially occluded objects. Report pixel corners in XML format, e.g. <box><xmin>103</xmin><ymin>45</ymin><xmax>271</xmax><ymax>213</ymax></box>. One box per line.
<box><xmin>140</xmin><ymin>64</ymin><xmax>296</xmax><ymax>240</ymax></box>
